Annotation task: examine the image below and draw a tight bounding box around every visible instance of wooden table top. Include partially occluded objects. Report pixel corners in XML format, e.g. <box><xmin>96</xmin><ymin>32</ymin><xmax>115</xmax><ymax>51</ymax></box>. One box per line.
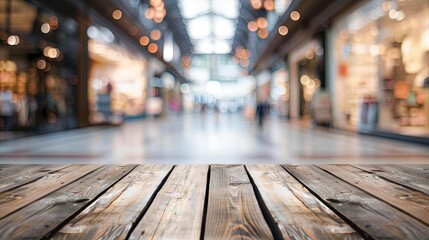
<box><xmin>0</xmin><ymin>164</ymin><xmax>428</xmax><ymax>239</ymax></box>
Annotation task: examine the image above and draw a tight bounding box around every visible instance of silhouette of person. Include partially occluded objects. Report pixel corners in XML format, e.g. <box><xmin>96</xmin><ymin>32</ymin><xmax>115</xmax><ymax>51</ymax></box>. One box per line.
<box><xmin>256</xmin><ymin>101</ymin><xmax>268</xmax><ymax>129</ymax></box>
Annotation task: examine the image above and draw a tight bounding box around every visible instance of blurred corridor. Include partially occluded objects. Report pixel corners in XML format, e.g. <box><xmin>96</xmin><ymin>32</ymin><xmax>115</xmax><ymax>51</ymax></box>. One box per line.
<box><xmin>1</xmin><ymin>0</ymin><xmax>429</xmax><ymax>154</ymax></box>
<box><xmin>0</xmin><ymin>113</ymin><xmax>428</xmax><ymax>164</ymax></box>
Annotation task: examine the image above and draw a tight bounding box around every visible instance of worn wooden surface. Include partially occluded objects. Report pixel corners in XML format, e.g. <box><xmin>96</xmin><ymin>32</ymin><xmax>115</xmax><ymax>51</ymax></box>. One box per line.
<box><xmin>0</xmin><ymin>164</ymin><xmax>428</xmax><ymax>240</ymax></box>
<box><xmin>54</xmin><ymin>165</ymin><xmax>173</xmax><ymax>240</ymax></box>
<box><xmin>246</xmin><ymin>165</ymin><xmax>361</xmax><ymax>239</ymax></box>
<box><xmin>353</xmin><ymin>164</ymin><xmax>429</xmax><ymax>195</ymax></box>
<box><xmin>0</xmin><ymin>164</ymin><xmax>100</xmax><ymax>219</ymax></box>
<box><xmin>0</xmin><ymin>165</ymin><xmax>69</xmax><ymax>194</ymax></box>
<box><xmin>130</xmin><ymin>165</ymin><xmax>208</xmax><ymax>240</ymax></box>
<box><xmin>318</xmin><ymin>164</ymin><xmax>429</xmax><ymax>225</ymax></box>
<box><xmin>0</xmin><ymin>165</ymin><xmax>135</xmax><ymax>239</ymax></box>
<box><xmin>205</xmin><ymin>165</ymin><xmax>274</xmax><ymax>239</ymax></box>
<box><xmin>283</xmin><ymin>165</ymin><xmax>429</xmax><ymax>239</ymax></box>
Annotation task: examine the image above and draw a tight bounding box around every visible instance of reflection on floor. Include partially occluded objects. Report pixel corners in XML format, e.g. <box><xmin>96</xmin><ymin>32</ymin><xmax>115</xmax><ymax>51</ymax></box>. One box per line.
<box><xmin>0</xmin><ymin>113</ymin><xmax>428</xmax><ymax>164</ymax></box>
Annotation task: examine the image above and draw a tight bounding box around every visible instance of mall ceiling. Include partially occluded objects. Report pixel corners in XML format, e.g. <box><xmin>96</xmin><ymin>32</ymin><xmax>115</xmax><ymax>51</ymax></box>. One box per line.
<box><xmin>116</xmin><ymin>0</ymin><xmax>269</xmax><ymax>57</ymax></box>
<box><xmin>151</xmin><ymin>0</ymin><xmax>266</xmax><ymax>56</ymax></box>
<box><xmin>34</xmin><ymin>0</ymin><xmax>357</xmax><ymax>76</ymax></box>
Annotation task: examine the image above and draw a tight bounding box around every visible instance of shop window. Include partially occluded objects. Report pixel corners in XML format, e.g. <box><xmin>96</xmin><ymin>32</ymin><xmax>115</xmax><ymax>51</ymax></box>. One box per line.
<box><xmin>331</xmin><ymin>0</ymin><xmax>429</xmax><ymax>136</ymax></box>
<box><xmin>1</xmin><ymin>1</ymin><xmax>79</xmax><ymax>133</ymax></box>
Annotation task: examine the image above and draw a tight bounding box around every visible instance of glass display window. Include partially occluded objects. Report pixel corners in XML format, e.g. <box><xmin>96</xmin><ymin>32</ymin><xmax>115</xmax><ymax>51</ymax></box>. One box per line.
<box><xmin>1</xmin><ymin>1</ymin><xmax>79</xmax><ymax>132</ymax></box>
<box><xmin>330</xmin><ymin>0</ymin><xmax>429</xmax><ymax>136</ymax></box>
<box><xmin>88</xmin><ymin>39</ymin><xmax>148</xmax><ymax>123</ymax></box>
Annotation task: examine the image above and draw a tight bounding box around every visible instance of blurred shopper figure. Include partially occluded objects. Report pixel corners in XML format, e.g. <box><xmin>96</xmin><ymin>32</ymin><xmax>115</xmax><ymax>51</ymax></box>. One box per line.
<box><xmin>256</xmin><ymin>101</ymin><xmax>269</xmax><ymax>129</ymax></box>
<box><xmin>0</xmin><ymin>88</ymin><xmax>15</xmax><ymax>131</ymax></box>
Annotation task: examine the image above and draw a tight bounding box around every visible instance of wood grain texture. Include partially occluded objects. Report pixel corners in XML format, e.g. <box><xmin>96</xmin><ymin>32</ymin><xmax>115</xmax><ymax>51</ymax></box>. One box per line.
<box><xmin>283</xmin><ymin>165</ymin><xmax>429</xmax><ymax>239</ymax></box>
<box><xmin>204</xmin><ymin>165</ymin><xmax>273</xmax><ymax>240</ymax></box>
<box><xmin>52</xmin><ymin>165</ymin><xmax>172</xmax><ymax>240</ymax></box>
<box><xmin>318</xmin><ymin>164</ymin><xmax>429</xmax><ymax>225</ymax></box>
<box><xmin>0</xmin><ymin>164</ymin><xmax>39</xmax><ymax>179</ymax></box>
<box><xmin>383</xmin><ymin>164</ymin><xmax>429</xmax><ymax>179</ymax></box>
<box><xmin>0</xmin><ymin>165</ymin><xmax>136</xmax><ymax>240</ymax></box>
<box><xmin>246</xmin><ymin>165</ymin><xmax>361</xmax><ymax>240</ymax></box>
<box><xmin>353</xmin><ymin>164</ymin><xmax>429</xmax><ymax>195</ymax></box>
<box><xmin>351</xmin><ymin>164</ymin><xmax>429</xmax><ymax>195</ymax></box>
<box><xmin>0</xmin><ymin>164</ymin><xmax>100</xmax><ymax>219</ymax></box>
<box><xmin>0</xmin><ymin>165</ymin><xmax>69</xmax><ymax>194</ymax></box>
<box><xmin>129</xmin><ymin>165</ymin><xmax>208</xmax><ymax>240</ymax></box>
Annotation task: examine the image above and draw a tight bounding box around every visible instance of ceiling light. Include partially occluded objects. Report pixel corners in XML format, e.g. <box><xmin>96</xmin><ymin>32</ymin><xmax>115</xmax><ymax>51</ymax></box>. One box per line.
<box><xmin>7</xmin><ymin>35</ymin><xmax>20</xmax><ymax>46</ymax></box>
<box><xmin>153</xmin><ymin>17</ymin><xmax>164</xmax><ymax>23</ymax></box>
<box><xmin>129</xmin><ymin>26</ymin><xmax>138</xmax><ymax>36</ymax></box>
<box><xmin>389</xmin><ymin>9</ymin><xmax>398</xmax><ymax>19</ymax></box>
<box><xmin>258</xmin><ymin>28</ymin><xmax>268</xmax><ymax>39</ymax></box>
<box><xmin>290</xmin><ymin>11</ymin><xmax>300</xmax><ymax>21</ymax></box>
<box><xmin>148</xmin><ymin>43</ymin><xmax>158</xmax><ymax>53</ymax></box>
<box><xmin>250</xmin><ymin>0</ymin><xmax>263</xmax><ymax>10</ymax></box>
<box><xmin>180</xmin><ymin>83</ymin><xmax>190</xmax><ymax>94</ymax></box>
<box><xmin>145</xmin><ymin>8</ymin><xmax>155</xmax><ymax>19</ymax></box>
<box><xmin>240</xmin><ymin>59</ymin><xmax>250</xmax><ymax>67</ymax></box>
<box><xmin>150</xmin><ymin>0</ymin><xmax>163</xmax><ymax>7</ymax></box>
<box><xmin>247</xmin><ymin>21</ymin><xmax>258</xmax><ymax>32</ymax></box>
<box><xmin>41</xmin><ymin>23</ymin><xmax>51</xmax><ymax>33</ymax></box>
<box><xmin>150</xmin><ymin>29</ymin><xmax>162</xmax><ymax>41</ymax></box>
<box><xmin>278</xmin><ymin>26</ymin><xmax>288</xmax><ymax>35</ymax></box>
<box><xmin>264</xmin><ymin>0</ymin><xmax>275</xmax><ymax>11</ymax></box>
<box><xmin>37</xmin><ymin>59</ymin><xmax>47</xmax><ymax>70</ymax></box>
<box><xmin>112</xmin><ymin>10</ymin><xmax>122</xmax><ymax>20</ymax></box>
<box><xmin>256</xmin><ymin>17</ymin><xmax>268</xmax><ymax>29</ymax></box>
<box><xmin>139</xmin><ymin>36</ymin><xmax>150</xmax><ymax>46</ymax></box>
<box><xmin>49</xmin><ymin>16</ymin><xmax>58</xmax><ymax>30</ymax></box>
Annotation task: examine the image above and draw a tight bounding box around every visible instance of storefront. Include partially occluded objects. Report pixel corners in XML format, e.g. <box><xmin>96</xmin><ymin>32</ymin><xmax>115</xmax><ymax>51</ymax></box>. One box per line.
<box><xmin>329</xmin><ymin>0</ymin><xmax>429</xmax><ymax>137</ymax></box>
<box><xmin>270</xmin><ymin>66</ymin><xmax>290</xmax><ymax>118</ymax></box>
<box><xmin>87</xmin><ymin>36</ymin><xmax>148</xmax><ymax>124</ymax></box>
<box><xmin>0</xmin><ymin>0</ymin><xmax>80</xmax><ymax>133</ymax></box>
<box><xmin>288</xmin><ymin>39</ymin><xmax>324</xmax><ymax>121</ymax></box>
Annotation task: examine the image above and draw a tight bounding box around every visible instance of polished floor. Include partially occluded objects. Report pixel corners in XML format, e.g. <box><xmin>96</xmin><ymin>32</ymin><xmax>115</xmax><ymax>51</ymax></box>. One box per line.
<box><xmin>0</xmin><ymin>113</ymin><xmax>428</xmax><ymax>164</ymax></box>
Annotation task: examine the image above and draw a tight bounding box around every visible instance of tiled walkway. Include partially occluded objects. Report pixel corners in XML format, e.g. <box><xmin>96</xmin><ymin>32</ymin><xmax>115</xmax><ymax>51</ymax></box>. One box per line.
<box><xmin>0</xmin><ymin>114</ymin><xmax>428</xmax><ymax>164</ymax></box>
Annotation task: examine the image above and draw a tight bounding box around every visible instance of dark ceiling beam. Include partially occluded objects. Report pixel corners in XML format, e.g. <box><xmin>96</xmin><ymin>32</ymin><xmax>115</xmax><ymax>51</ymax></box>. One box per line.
<box><xmin>232</xmin><ymin>32</ymin><xmax>248</xmax><ymax>49</ymax></box>
<box><xmin>231</xmin><ymin>0</ymin><xmax>266</xmax><ymax>54</ymax></box>
<box><xmin>163</xmin><ymin>0</ymin><xmax>193</xmax><ymax>55</ymax></box>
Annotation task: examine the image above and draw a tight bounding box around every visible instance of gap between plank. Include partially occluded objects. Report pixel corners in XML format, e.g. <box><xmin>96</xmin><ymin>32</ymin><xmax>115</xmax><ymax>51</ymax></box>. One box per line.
<box><xmin>199</xmin><ymin>165</ymin><xmax>211</xmax><ymax>240</ymax></box>
<box><xmin>280</xmin><ymin>165</ymin><xmax>373</xmax><ymax>240</ymax></box>
<box><xmin>244</xmin><ymin>165</ymin><xmax>283</xmax><ymax>240</ymax></box>
<box><xmin>42</xmin><ymin>165</ymin><xmax>139</xmax><ymax>239</ymax></box>
<box><xmin>125</xmin><ymin>165</ymin><xmax>176</xmax><ymax>239</ymax></box>
<box><xmin>0</xmin><ymin>165</ymin><xmax>71</xmax><ymax>194</ymax></box>
<box><xmin>349</xmin><ymin>164</ymin><xmax>429</xmax><ymax>196</ymax></box>
<box><xmin>317</xmin><ymin>165</ymin><xmax>429</xmax><ymax>226</ymax></box>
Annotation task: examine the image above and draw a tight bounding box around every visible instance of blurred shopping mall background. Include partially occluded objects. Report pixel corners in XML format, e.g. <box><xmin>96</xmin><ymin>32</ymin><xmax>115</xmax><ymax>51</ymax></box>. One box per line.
<box><xmin>0</xmin><ymin>0</ymin><xmax>428</xmax><ymax>150</ymax></box>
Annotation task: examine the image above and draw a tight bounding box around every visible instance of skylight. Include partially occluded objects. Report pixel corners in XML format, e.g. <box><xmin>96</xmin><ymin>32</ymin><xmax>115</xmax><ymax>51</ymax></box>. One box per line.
<box><xmin>178</xmin><ymin>0</ymin><xmax>239</xmax><ymax>54</ymax></box>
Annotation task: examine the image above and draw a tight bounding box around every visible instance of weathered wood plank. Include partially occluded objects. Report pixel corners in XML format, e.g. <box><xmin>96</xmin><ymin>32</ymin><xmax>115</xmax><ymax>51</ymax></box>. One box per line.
<box><xmin>382</xmin><ymin>164</ymin><xmax>429</xmax><ymax>180</ymax></box>
<box><xmin>52</xmin><ymin>165</ymin><xmax>173</xmax><ymax>240</ymax></box>
<box><xmin>0</xmin><ymin>165</ymin><xmax>69</xmax><ymax>194</ymax></box>
<box><xmin>129</xmin><ymin>165</ymin><xmax>208</xmax><ymax>240</ymax></box>
<box><xmin>283</xmin><ymin>165</ymin><xmax>429</xmax><ymax>239</ymax></box>
<box><xmin>351</xmin><ymin>164</ymin><xmax>429</xmax><ymax>196</ymax></box>
<box><xmin>0</xmin><ymin>164</ymin><xmax>101</xmax><ymax>219</ymax></box>
<box><xmin>204</xmin><ymin>165</ymin><xmax>273</xmax><ymax>239</ymax></box>
<box><xmin>246</xmin><ymin>165</ymin><xmax>362</xmax><ymax>240</ymax></box>
<box><xmin>318</xmin><ymin>164</ymin><xmax>429</xmax><ymax>225</ymax></box>
<box><xmin>0</xmin><ymin>164</ymin><xmax>47</xmax><ymax>179</ymax></box>
<box><xmin>0</xmin><ymin>165</ymin><xmax>136</xmax><ymax>239</ymax></box>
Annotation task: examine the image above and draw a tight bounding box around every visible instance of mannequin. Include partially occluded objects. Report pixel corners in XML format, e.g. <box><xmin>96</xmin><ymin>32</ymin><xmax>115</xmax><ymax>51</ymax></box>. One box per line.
<box><xmin>401</xmin><ymin>28</ymin><xmax>429</xmax><ymax>87</ymax></box>
<box><xmin>401</xmin><ymin>27</ymin><xmax>429</xmax><ymax>129</ymax></box>
<box><xmin>413</xmin><ymin>51</ymin><xmax>429</xmax><ymax>88</ymax></box>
